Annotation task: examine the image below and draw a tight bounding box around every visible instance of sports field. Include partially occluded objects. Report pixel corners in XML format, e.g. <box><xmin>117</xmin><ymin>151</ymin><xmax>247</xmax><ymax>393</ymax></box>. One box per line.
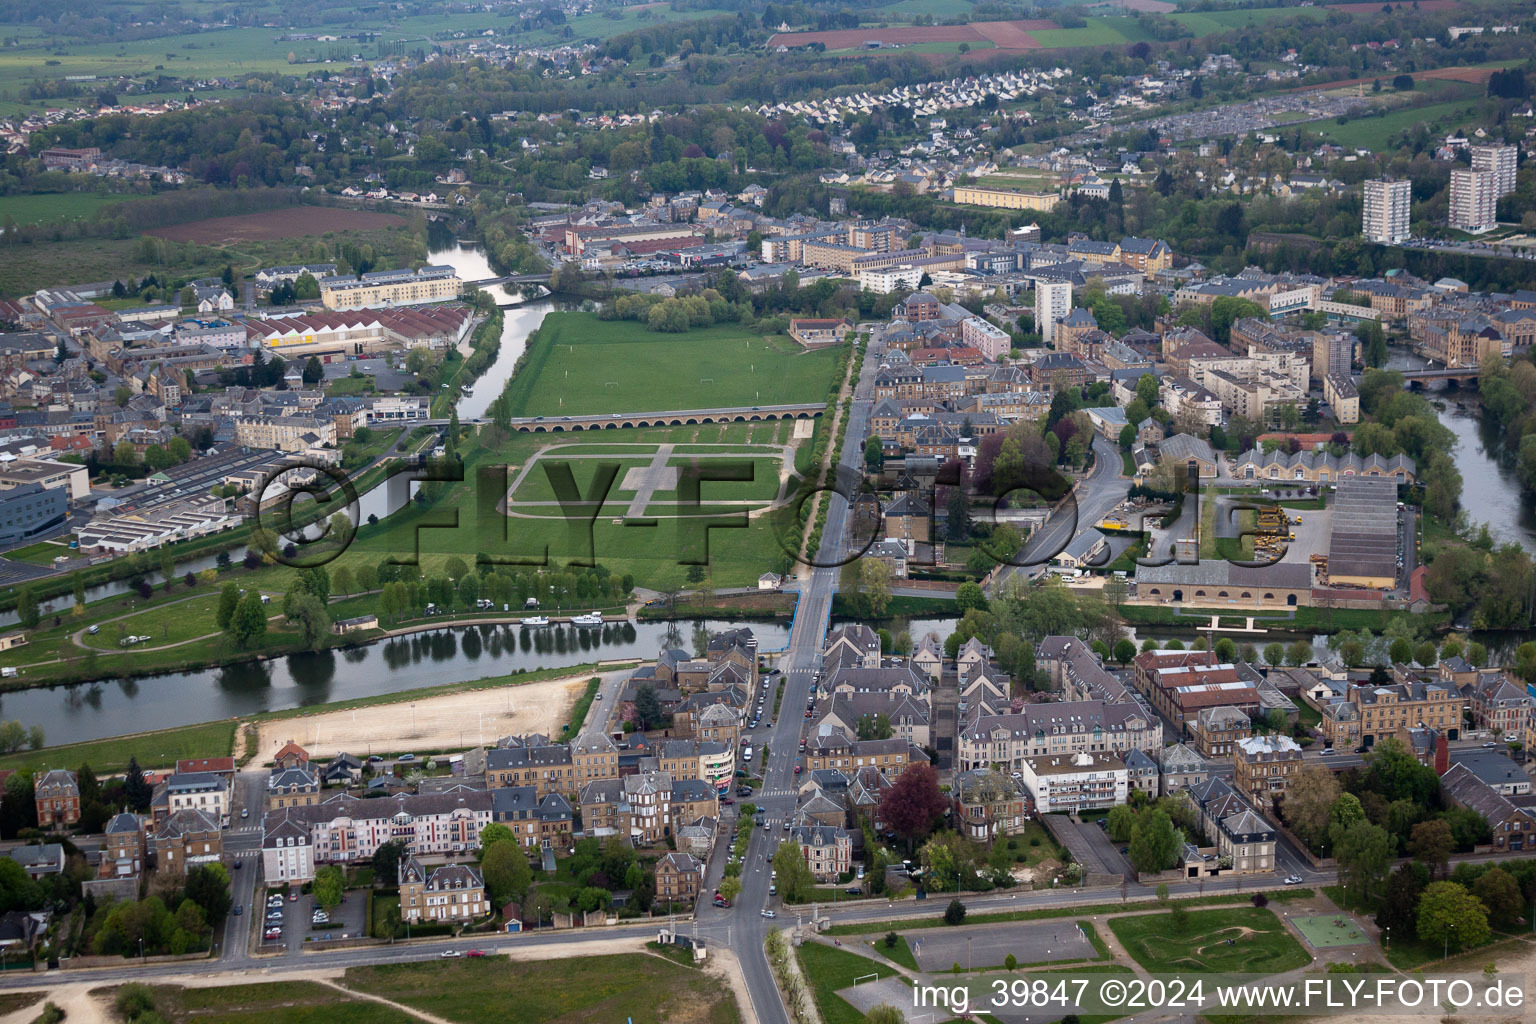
<box><xmin>501</xmin><ymin>313</ymin><xmax>842</xmax><ymax>417</ymax></box>
<box><xmin>348</xmin><ymin>427</ymin><xmax>800</xmax><ymax>589</ymax></box>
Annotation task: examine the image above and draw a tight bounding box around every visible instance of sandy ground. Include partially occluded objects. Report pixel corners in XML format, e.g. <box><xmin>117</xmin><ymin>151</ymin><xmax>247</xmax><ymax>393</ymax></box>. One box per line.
<box><xmin>253</xmin><ymin>673</ymin><xmax>589</xmax><ymax>761</ymax></box>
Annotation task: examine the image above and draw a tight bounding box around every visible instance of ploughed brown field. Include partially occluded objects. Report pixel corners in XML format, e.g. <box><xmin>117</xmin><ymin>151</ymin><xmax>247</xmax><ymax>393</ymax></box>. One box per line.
<box><xmin>768</xmin><ymin>19</ymin><xmax>1058</xmax><ymax>51</ymax></box>
<box><xmin>146</xmin><ymin>205</ymin><xmax>407</xmax><ymax>243</ymax></box>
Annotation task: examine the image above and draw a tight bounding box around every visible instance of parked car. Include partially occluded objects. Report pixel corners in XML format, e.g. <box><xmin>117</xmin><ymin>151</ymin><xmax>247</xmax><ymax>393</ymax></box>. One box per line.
<box><xmin>466</xmin><ymin>950</ymin><xmax>487</xmax><ymax>958</ymax></box>
<box><xmin>440</xmin><ymin>949</ymin><xmax>463</xmax><ymax>958</ymax></box>
<box><xmin>845</xmin><ymin>888</ymin><xmax>861</xmax><ymax>895</ymax></box>
<box><xmin>264</xmin><ymin>927</ymin><xmax>282</xmax><ymax>940</ymax></box>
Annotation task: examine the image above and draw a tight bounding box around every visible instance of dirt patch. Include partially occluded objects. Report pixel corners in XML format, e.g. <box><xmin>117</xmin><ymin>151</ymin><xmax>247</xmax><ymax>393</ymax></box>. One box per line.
<box><xmin>146</xmin><ymin>206</ymin><xmax>407</xmax><ymax>244</ymax></box>
<box><xmin>252</xmin><ymin>673</ymin><xmax>589</xmax><ymax>761</ymax></box>
<box><xmin>769</xmin><ymin>19</ymin><xmax>1055</xmax><ymax>51</ymax></box>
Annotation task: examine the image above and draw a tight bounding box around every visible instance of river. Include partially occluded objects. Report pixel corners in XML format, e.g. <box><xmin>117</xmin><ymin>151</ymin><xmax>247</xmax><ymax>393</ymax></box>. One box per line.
<box><xmin>6</xmin><ymin>614</ymin><xmax>967</xmax><ymax>747</ymax></box>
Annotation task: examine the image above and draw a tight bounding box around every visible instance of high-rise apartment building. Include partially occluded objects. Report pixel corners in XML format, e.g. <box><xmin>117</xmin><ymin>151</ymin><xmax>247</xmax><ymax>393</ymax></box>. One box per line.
<box><xmin>1450</xmin><ymin>168</ymin><xmax>1498</xmax><ymax>233</ymax></box>
<box><xmin>1471</xmin><ymin>144</ymin><xmax>1517</xmax><ymax>199</ymax></box>
<box><xmin>1036</xmin><ymin>280</ymin><xmax>1072</xmax><ymax>346</ymax></box>
<box><xmin>1362</xmin><ymin>178</ymin><xmax>1411</xmax><ymax>244</ymax></box>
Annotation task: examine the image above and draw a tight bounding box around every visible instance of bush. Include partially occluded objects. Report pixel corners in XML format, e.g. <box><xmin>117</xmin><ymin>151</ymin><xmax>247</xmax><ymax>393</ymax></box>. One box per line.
<box><xmin>115</xmin><ymin>984</ymin><xmax>156</xmax><ymax>1021</ymax></box>
<box><xmin>884</xmin><ymin>931</ymin><xmax>899</xmax><ymax>949</ymax></box>
<box><xmin>944</xmin><ymin>898</ymin><xmax>967</xmax><ymax>926</ymax></box>
<box><xmin>1252</xmin><ymin>892</ymin><xmax>1268</xmax><ymax>908</ymax></box>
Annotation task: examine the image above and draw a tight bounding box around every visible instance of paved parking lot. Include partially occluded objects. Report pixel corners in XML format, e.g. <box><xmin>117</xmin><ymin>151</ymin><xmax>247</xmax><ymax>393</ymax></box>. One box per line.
<box><xmin>264</xmin><ymin>887</ymin><xmax>368</xmax><ymax>954</ymax></box>
<box><xmin>907</xmin><ymin>920</ymin><xmax>1093</xmax><ymax>971</ymax></box>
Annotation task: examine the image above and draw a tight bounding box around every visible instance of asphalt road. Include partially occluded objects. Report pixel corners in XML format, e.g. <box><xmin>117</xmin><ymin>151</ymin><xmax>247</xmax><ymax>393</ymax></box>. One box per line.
<box><xmin>996</xmin><ymin>435</ymin><xmax>1132</xmax><ymax>587</ymax></box>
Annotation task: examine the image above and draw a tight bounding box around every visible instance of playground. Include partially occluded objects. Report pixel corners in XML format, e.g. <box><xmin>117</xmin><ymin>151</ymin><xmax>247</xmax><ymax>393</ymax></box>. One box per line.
<box><xmin>1291</xmin><ymin>913</ymin><xmax>1373</xmax><ymax>949</ymax></box>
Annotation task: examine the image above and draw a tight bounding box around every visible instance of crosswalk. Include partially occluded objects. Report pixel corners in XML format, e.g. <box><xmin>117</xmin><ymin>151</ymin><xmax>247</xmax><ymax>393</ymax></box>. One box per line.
<box><xmin>756</xmin><ymin>788</ymin><xmax>797</xmax><ymax>798</ymax></box>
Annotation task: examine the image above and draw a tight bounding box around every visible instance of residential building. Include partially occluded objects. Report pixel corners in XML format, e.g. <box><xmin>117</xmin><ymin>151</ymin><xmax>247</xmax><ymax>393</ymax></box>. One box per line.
<box><xmin>1232</xmin><ymin>735</ymin><xmax>1302</xmax><ymax>809</ymax></box>
<box><xmin>100</xmin><ymin>811</ymin><xmax>146</xmax><ymax>879</ymax></box>
<box><xmin>1019</xmin><ymin>751</ymin><xmax>1128</xmax><ymax>814</ymax></box>
<box><xmin>34</xmin><ymin>770</ymin><xmax>79</xmax><ymax>828</ymax></box>
<box><xmin>399</xmin><ymin>859</ymin><xmax>488</xmax><ymax>924</ymax></box>
<box><xmin>1183</xmin><ymin>777</ymin><xmax>1277</xmax><ymax>874</ymax></box>
<box><xmin>1324</xmin><ymin>373</ymin><xmax>1359</xmax><ymax>424</ymax></box>
<box><xmin>163</xmin><ymin>772</ymin><xmax>230</xmax><ymax>825</ymax></box>
<box><xmin>319</xmin><ymin>266</ymin><xmax>461</xmax><ymax>309</ymax></box>
<box><xmin>1036</xmin><ymin>280</ymin><xmax>1072</xmax><ymax>346</ymax></box>
<box><xmin>1469</xmin><ymin>673</ymin><xmax>1532</xmax><ymax>739</ymax></box>
<box><xmin>1449</xmin><ymin>168</ymin><xmax>1498</xmax><ymax>233</ymax></box>
<box><xmin>1471</xmin><ymin>144</ymin><xmax>1517</xmax><ymax>199</ymax></box>
<box><xmin>789</xmin><ymin>824</ymin><xmax>852</xmax><ymax>882</ymax></box>
<box><xmin>1362</xmin><ymin>179</ymin><xmax>1411</xmax><ymax>244</ymax></box>
<box><xmin>654</xmin><ymin>851</ymin><xmax>704</xmax><ymax>902</ymax></box>
<box><xmin>1321</xmin><ymin>679</ymin><xmax>1463</xmax><ymax>748</ymax></box>
<box><xmin>1157</xmin><ymin>743</ymin><xmax>1210</xmax><ymax>797</ymax></box>
<box><xmin>958</xmin><ymin>700</ymin><xmax>1159</xmax><ymax>772</ymax></box>
<box><xmin>260</xmin><ymin>790</ymin><xmax>494</xmax><ymax>882</ymax></box>
<box><xmin>1192</xmin><ymin>706</ymin><xmax>1251</xmax><ymax>758</ymax></box>
<box><xmin>152</xmin><ymin>808</ymin><xmax>222</xmax><ymax>876</ymax></box>
<box><xmin>489</xmin><ymin>786</ymin><xmax>574</xmax><ymax>854</ymax></box>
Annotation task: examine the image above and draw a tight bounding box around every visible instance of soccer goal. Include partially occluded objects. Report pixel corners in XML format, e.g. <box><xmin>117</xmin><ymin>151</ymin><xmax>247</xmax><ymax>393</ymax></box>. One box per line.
<box><xmin>853</xmin><ymin>973</ymin><xmax>880</xmax><ymax>986</ymax></box>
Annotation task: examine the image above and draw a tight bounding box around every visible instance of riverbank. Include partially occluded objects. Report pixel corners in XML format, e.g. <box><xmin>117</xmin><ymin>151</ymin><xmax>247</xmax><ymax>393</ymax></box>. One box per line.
<box><xmin>0</xmin><ymin>660</ymin><xmax>636</xmax><ymax>775</ymax></box>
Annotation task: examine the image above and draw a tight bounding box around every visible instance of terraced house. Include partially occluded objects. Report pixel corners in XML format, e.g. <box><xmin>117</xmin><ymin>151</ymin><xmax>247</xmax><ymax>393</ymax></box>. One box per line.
<box><xmin>1321</xmin><ymin>679</ymin><xmax>1464</xmax><ymax>748</ymax></box>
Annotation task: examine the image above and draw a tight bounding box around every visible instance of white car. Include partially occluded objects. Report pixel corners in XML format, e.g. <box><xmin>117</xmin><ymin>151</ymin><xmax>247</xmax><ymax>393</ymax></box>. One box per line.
<box><xmin>761</xmin><ymin>909</ymin><xmax>776</xmax><ymax>918</ymax></box>
<box><xmin>1284</xmin><ymin>874</ymin><xmax>1304</xmax><ymax>885</ymax></box>
<box><xmin>440</xmin><ymin>949</ymin><xmax>463</xmax><ymax>958</ymax></box>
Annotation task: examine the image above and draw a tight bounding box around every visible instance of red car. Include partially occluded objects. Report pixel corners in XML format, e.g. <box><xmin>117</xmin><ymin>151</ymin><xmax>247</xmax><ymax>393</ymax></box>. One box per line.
<box><xmin>794</xmin><ymin>763</ymin><xmax>802</xmax><ymax>774</ymax></box>
<box><xmin>466</xmin><ymin>949</ymin><xmax>487</xmax><ymax>958</ymax></box>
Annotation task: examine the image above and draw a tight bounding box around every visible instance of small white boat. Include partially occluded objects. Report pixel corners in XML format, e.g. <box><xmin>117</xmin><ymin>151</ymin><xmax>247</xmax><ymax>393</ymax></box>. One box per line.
<box><xmin>521</xmin><ymin>616</ymin><xmax>550</xmax><ymax>627</ymax></box>
<box><xmin>569</xmin><ymin>612</ymin><xmax>603</xmax><ymax>626</ymax></box>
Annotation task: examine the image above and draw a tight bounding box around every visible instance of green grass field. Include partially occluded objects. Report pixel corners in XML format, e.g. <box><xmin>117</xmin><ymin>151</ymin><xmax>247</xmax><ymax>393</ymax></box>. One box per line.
<box><xmin>796</xmin><ymin>942</ymin><xmax>892</xmax><ymax>1024</ymax></box>
<box><xmin>102</xmin><ymin>982</ymin><xmax>413</xmax><ymax>1024</ymax></box>
<box><xmin>1108</xmin><ymin>907</ymin><xmax>1311</xmax><ymax>973</ymax></box>
<box><xmin>0</xmin><ymin>719</ymin><xmax>236</xmax><ymax>775</ymax></box>
<box><xmin>341</xmin><ymin>952</ymin><xmax>740</xmax><ymax>1024</ymax></box>
<box><xmin>502</xmin><ymin>312</ymin><xmax>842</xmax><ymax>417</ymax></box>
<box><xmin>77</xmin><ymin>591</ymin><xmax>230</xmax><ymax>650</ymax></box>
<box><xmin>1169</xmin><ymin>7</ymin><xmax>1322</xmax><ymax>33</ymax></box>
<box><xmin>1313</xmin><ymin>97</ymin><xmax>1495</xmax><ymax>152</ymax></box>
<box><xmin>0</xmin><ymin>192</ymin><xmax>148</xmax><ymax>226</ymax></box>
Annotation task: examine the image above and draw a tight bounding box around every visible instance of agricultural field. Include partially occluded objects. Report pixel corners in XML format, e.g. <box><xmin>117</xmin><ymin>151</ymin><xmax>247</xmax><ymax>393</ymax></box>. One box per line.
<box><xmin>0</xmin><ymin>4</ymin><xmax>736</xmax><ymax>114</ymax></box>
<box><xmin>500</xmin><ymin>312</ymin><xmax>842</xmax><ymax>418</ymax></box>
<box><xmin>0</xmin><ymin>191</ymin><xmax>148</xmax><ymax>227</ymax></box>
<box><xmin>0</xmin><ymin>222</ymin><xmax>423</xmax><ymax>298</ymax></box>
<box><xmin>146</xmin><ymin>206</ymin><xmax>406</xmax><ymax>243</ymax></box>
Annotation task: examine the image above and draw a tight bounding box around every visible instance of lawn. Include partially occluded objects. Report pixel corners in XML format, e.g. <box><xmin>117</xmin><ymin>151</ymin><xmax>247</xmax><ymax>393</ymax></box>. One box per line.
<box><xmin>501</xmin><ymin>312</ymin><xmax>842</xmax><ymax>417</ymax></box>
<box><xmin>3</xmin><ymin>536</ymin><xmax>75</xmax><ymax>565</ymax></box>
<box><xmin>77</xmin><ymin>591</ymin><xmax>231</xmax><ymax>650</ymax></box>
<box><xmin>1108</xmin><ymin>907</ymin><xmax>1310</xmax><ymax>973</ymax></box>
<box><xmin>1169</xmin><ymin>6</ymin><xmax>1322</xmax><ymax>33</ymax></box>
<box><xmin>0</xmin><ymin>719</ymin><xmax>237</xmax><ymax>775</ymax></box>
<box><xmin>341</xmin><ymin>952</ymin><xmax>741</xmax><ymax>1024</ymax></box>
<box><xmin>98</xmin><ymin>982</ymin><xmax>412</xmax><ymax>1024</ymax></box>
<box><xmin>0</xmin><ymin>192</ymin><xmax>148</xmax><ymax>226</ymax></box>
<box><xmin>796</xmin><ymin>941</ymin><xmax>895</xmax><ymax>1024</ymax></box>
